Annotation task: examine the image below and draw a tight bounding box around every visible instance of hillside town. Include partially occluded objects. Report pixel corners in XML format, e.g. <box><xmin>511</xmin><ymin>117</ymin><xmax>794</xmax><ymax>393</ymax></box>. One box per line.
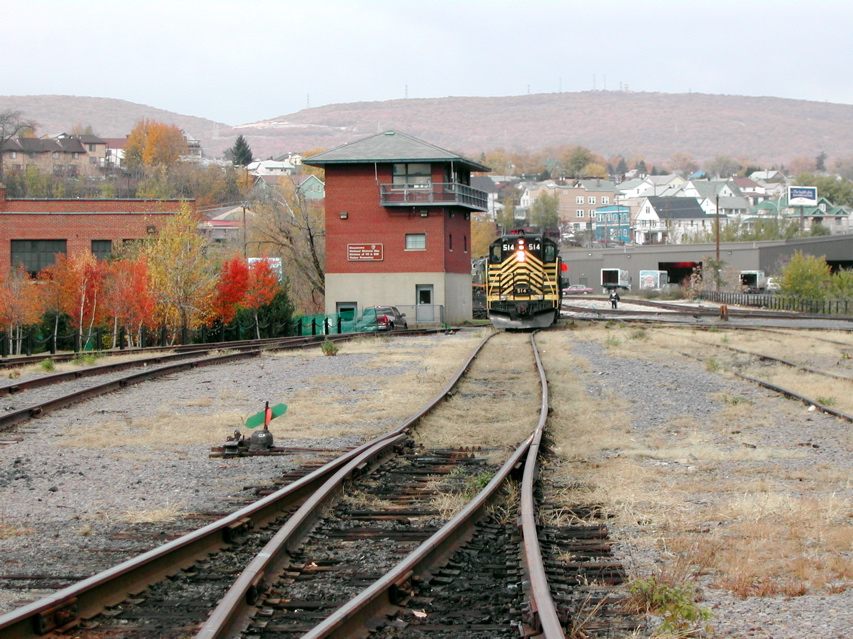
<box><xmin>1</xmin><ymin>123</ymin><xmax>845</xmax><ymax>253</ymax></box>
<box><xmin>1</xmin><ymin>107</ymin><xmax>852</xmax><ymax>330</ymax></box>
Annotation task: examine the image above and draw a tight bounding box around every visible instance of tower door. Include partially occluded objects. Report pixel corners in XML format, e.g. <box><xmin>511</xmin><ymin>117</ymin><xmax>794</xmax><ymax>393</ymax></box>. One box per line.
<box><xmin>416</xmin><ymin>284</ymin><xmax>434</xmax><ymax>322</ymax></box>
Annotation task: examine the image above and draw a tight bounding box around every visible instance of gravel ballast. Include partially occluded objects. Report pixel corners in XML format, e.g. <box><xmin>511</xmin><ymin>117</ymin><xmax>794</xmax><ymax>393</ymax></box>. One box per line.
<box><xmin>1</xmin><ymin>326</ymin><xmax>852</xmax><ymax>637</ymax></box>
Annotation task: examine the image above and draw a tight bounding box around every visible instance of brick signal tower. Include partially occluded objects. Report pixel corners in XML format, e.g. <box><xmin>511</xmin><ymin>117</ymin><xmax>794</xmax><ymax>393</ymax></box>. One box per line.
<box><xmin>304</xmin><ymin>131</ymin><xmax>490</xmax><ymax>324</ymax></box>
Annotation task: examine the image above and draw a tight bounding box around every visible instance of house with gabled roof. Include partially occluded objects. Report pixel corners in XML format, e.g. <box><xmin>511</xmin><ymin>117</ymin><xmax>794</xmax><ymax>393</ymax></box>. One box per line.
<box><xmin>731</xmin><ymin>177</ymin><xmax>769</xmax><ymax>206</ymax></box>
<box><xmin>617</xmin><ymin>174</ymin><xmax>687</xmax><ymax>199</ymax></box>
<box><xmin>750</xmin><ymin>170</ymin><xmax>787</xmax><ymax>184</ymax></box>
<box><xmin>635</xmin><ymin>196</ymin><xmax>717</xmax><ymax>244</ymax></box>
<box><xmin>792</xmin><ymin>196</ymin><xmax>852</xmax><ymax>235</ymax></box>
<box><xmin>304</xmin><ymin>130</ymin><xmax>490</xmax><ymax>324</ymax></box>
<box><xmin>253</xmin><ymin>173</ymin><xmax>325</xmax><ymax>200</ymax></box>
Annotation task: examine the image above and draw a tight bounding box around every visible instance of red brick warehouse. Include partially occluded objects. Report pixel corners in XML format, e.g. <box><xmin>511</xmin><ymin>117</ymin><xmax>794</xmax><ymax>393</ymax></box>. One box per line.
<box><xmin>0</xmin><ymin>184</ymin><xmax>190</xmax><ymax>275</ymax></box>
<box><xmin>304</xmin><ymin>130</ymin><xmax>490</xmax><ymax>324</ymax></box>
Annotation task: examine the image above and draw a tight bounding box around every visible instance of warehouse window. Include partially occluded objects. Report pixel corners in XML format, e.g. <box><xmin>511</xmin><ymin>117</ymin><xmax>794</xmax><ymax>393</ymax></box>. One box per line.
<box><xmin>11</xmin><ymin>239</ymin><xmax>67</xmax><ymax>276</ymax></box>
<box><xmin>405</xmin><ymin>233</ymin><xmax>426</xmax><ymax>250</ymax></box>
<box><xmin>91</xmin><ymin>240</ymin><xmax>112</xmax><ymax>260</ymax></box>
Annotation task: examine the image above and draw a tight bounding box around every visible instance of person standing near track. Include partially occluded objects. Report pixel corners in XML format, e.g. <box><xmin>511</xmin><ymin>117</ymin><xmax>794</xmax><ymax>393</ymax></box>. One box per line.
<box><xmin>609</xmin><ymin>290</ymin><xmax>620</xmax><ymax>309</ymax></box>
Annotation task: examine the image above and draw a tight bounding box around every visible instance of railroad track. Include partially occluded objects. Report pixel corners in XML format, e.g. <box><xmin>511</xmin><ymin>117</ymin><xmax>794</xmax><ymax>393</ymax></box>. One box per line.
<box><xmin>649</xmin><ymin>325</ymin><xmax>853</xmax><ymax>423</ymax></box>
<box><xmin>0</xmin><ymin>328</ymin><xmax>440</xmax><ymax>371</ymax></box>
<box><xmin>0</xmin><ymin>331</ymin><xmax>637</xmax><ymax>638</ymax></box>
<box><xmin>561</xmin><ymin>297</ymin><xmax>853</xmax><ymax>331</ymax></box>
<box><xmin>0</xmin><ymin>331</ymin><xmax>443</xmax><ymax>433</ymax></box>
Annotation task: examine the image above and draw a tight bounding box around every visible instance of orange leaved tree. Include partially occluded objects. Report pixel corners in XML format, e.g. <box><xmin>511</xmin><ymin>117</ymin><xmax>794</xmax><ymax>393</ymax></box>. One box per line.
<box><xmin>102</xmin><ymin>258</ymin><xmax>157</xmax><ymax>347</ymax></box>
<box><xmin>42</xmin><ymin>251</ymin><xmax>107</xmax><ymax>351</ymax></box>
<box><xmin>124</xmin><ymin>119</ymin><xmax>188</xmax><ymax>175</ymax></box>
<box><xmin>0</xmin><ymin>266</ymin><xmax>45</xmax><ymax>355</ymax></box>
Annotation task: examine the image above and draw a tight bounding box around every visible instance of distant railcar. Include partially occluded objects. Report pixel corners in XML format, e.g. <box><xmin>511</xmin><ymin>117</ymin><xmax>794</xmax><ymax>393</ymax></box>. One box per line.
<box><xmin>486</xmin><ymin>231</ymin><xmax>562</xmax><ymax>329</ymax></box>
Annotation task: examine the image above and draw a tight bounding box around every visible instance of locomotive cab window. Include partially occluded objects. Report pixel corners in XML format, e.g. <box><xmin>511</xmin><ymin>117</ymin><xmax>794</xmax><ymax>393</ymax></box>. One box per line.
<box><xmin>543</xmin><ymin>243</ymin><xmax>558</xmax><ymax>263</ymax></box>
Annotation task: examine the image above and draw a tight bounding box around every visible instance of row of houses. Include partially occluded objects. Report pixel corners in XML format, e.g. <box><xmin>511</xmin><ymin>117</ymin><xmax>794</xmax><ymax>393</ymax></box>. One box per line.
<box><xmin>0</xmin><ymin>130</ymin><xmax>205</xmax><ymax>177</ymax></box>
<box><xmin>504</xmin><ymin>172</ymin><xmax>851</xmax><ymax>245</ymax></box>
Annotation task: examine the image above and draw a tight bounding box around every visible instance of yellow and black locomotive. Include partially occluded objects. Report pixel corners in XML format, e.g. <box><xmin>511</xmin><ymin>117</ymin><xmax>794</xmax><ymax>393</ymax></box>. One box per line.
<box><xmin>486</xmin><ymin>231</ymin><xmax>563</xmax><ymax>329</ymax></box>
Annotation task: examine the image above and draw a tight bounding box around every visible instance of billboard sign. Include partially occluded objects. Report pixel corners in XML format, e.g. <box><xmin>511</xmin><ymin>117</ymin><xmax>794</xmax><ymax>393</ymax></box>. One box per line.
<box><xmin>788</xmin><ymin>186</ymin><xmax>818</xmax><ymax>206</ymax></box>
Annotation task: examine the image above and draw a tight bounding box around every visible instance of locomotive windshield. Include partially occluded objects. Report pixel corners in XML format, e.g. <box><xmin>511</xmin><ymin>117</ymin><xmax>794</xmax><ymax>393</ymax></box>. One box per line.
<box><xmin>489</xmin><ymin>234</ymin><xmax>555</xmax><ymax>263</ymax></box>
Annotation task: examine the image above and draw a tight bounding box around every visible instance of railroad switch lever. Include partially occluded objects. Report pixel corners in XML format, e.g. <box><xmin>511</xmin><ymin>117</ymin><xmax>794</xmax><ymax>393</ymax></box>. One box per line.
<box><xmin>223</xmin><ymin>401</ymin><xmax>288</xmax><ymax>452</ymax></box>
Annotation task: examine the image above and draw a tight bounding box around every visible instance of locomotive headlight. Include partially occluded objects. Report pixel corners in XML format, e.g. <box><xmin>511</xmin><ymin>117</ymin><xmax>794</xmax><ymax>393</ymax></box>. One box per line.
<box><xmin>537</xmin><ymin>295</ymin><xmax>544</xmax><ymax>300</ymax></box>
<box><xmin>515</xmin><ymin>250</ymin><xmax>526</xmax><ymax>263</ymax></box>
<box><xmin>500</xmin><ymin>295</ymin><xmax>507</xmax><ymax>301</ymax></box>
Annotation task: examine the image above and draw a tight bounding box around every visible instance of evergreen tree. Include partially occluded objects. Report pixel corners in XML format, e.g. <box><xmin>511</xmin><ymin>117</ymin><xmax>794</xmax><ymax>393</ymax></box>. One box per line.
<box><xmin>230</xmin><ymin>135</ymin><xmax>254</xmax><ymax>166</ymax></box>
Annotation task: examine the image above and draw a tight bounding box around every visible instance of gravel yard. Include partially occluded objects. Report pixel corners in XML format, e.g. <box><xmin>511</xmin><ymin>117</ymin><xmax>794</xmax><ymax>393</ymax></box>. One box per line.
<box><xmin>2</xmin><ymin>325</ymin><xmax>852</xmax><ymax>637</ymax></box>
<box><xmin>538</xmin><ymin>324</ymin><xmax>853</xmax><ymax>638</ymax></box>
<box><xmin>0</xmin><ymin>332</ymin><xmax>483</xmax><ymax>615</ymax></box>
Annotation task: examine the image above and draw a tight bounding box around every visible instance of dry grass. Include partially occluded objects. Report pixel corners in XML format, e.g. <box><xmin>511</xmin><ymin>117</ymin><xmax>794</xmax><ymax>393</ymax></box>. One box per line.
<box><xmin>119</xmin><ymin>502</ymin><xmax>185</xmax><ymax>523</ymax></box>
<box><xmin>414</xmin><ymin>332</ymin><xmax>539</xmax><ymax>451</ymax></box>
<box><xmin>0</xmin><ymin>522</ymin><xmax>35</xmax><ymax>539</ymax></box>
<box><xmin>58</xmin><ymin>332</ymin><xmax>487</xmax><ymax>449</ymax></box>
<box><xmin>59</xmin><ymin>408</ymin><xmax>246</xmax><ymax>448</ymax></box>
<box><xmin>743</xmin><ymin>362</ymin><xmax>853</xmax><ymax>413</ymax></box>
<box><xmin>11</xmin><ymin>350</ymin><xmax>176</xmax><ymax>378</ymax></box>
<box><xmin>487</xmin><ymin>479</ymin><xmax>520</xmax><ymax>525</ymax></box>
<box><xmin>668</xmin><ymin>492</ymin><xmax>853</xmax><ymax>597</ymax></box>
<box><xmin>536</xmin><ymin>325</ymin><xmax>853</xmax><ymax>604</ymax></box>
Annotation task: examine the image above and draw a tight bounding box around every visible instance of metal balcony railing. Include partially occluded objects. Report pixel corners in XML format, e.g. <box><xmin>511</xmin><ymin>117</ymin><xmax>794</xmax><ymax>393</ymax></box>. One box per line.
<box><xmin>379</xmin><ymin>182</ymin><xmax>488</xmax><ymax>211</ymax></box>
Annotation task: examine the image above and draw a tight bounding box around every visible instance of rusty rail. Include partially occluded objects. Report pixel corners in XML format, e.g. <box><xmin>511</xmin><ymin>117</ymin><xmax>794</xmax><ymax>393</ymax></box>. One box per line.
<box><xmin>0</xmin><ymin>331</ymin><xmax>446</xmax><ymax>432</ymax></box>
<box><xmin>239</xmin><ymin>331</ymin><xmax>565</xmax><ymax>639</ymax></box>
<box><xmin>0</xmin><ymin>333</ymin><xmax>493</xmax><ymax>639</ymax></box>
<box><xmin>519</xmin><ymin>331</ymin><xmax>565</xmax><ymax>637</ymax></box>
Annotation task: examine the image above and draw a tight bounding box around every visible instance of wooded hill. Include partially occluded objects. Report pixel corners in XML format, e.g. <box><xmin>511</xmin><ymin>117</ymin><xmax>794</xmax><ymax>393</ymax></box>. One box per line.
<box><xmin>3</xmin><ymin>91</ymin><xmax>853</xmax><ymax>168</ymax></box>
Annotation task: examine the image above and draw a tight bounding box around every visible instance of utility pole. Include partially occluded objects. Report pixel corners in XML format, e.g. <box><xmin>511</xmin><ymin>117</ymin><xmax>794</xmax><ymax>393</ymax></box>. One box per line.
<box><xmin>715</xmin><ymin>194</ymin><xmax>721</xmax><ymax>292</ymax></box>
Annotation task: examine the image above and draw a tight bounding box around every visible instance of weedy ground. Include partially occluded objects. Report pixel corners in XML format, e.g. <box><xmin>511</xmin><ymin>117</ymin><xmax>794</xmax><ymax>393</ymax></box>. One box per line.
<box><xmin>537</xmin><ymin>323</ymin><xmax>853</xmax><ymax>622</ymax></box>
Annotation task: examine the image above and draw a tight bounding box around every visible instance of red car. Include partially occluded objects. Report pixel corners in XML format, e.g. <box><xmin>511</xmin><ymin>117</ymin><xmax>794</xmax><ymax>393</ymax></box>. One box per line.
<box><xmin>563</xmin><ymin>284</ymin><xmax>594</xmax><ymax>295</ymax></box>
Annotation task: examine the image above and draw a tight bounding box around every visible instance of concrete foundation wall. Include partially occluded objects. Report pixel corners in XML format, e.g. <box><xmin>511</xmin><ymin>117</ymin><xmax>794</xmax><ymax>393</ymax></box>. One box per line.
<box><xmin>326</xmin><ymin>271</ymin><xmax>473</xmax><ymax>324</ymax></box>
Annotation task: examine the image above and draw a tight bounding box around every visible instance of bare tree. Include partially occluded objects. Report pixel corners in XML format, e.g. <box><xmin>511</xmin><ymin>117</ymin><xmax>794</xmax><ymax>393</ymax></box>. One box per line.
<box><xmin>251</xmin><ymin>177</ymin><xmax>326</xmax><ymax>313</ymax></box>
<box><xmin>0</xmin><ymin>110</ymin><xmax>37</xmax><ymax>181</ymax></box>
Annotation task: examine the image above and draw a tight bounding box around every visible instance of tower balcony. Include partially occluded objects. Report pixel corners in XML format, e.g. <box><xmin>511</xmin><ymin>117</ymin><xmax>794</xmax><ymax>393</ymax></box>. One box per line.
<box><xmin>379</xmin><ymin>182</ymin><xmax>488</xmax><ymax>211</ymax></box>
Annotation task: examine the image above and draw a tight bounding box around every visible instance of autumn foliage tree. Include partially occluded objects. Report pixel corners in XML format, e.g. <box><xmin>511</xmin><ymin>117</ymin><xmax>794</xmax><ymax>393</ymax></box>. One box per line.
<box><xmin>43</xmin><ymin>251</ymin><xmax>107</xmax><ymax>349</ymax></box>
<box><xmin>212</xmin><ymin>256</ymin><xmax>250</xmax><ymax>325</ymax></box>
<box><xmin>124</xmin><ymin>119</ymin><xmax>188</xmax><ymax>175</ymax></box>
<box><xmin>243</xmin><ymin>259</ymin><xmax>281</xmax><ymax>338</ymax></box>
<box><xmin>144</xmin><ymin>204</ymin><xmax>217</xmax><ymax>333</ymax></box>
<box><xmin>211</xmin><ymin>256</ymin><xmax>281</xmax><ymax>338</ymax></box>
<box><xmin>102</xmin><ymin>258</ymin><xmax>157</xmax><ymax>347</ymax></box>
<box><xmin>0</xmin><ymin>266</ymin><xmax>45</xmax><ymax>354</ymax></box>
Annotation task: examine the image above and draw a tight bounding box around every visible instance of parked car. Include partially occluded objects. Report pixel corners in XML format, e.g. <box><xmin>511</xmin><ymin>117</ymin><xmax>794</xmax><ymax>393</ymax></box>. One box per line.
<box><xmin>357</xmin><ymin>306</ymin><xmax>408</xmax><ymax>331</ymax></box>
<box><xmin>562</xmin><ymin>284</ymin><xmax>594</xmax><ymax>295</ymax></box>
<box><xmin>766</xmin><ymin>277</ymin><xmax>781</xmax><ymax>292</ymax></box>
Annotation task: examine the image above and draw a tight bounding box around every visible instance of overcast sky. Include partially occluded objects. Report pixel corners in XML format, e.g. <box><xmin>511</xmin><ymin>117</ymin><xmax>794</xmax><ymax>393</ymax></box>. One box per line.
<box><xmin>5</xmin><ymin>0</ymin><xmax>853</xmax><ymax>125</ymax></box>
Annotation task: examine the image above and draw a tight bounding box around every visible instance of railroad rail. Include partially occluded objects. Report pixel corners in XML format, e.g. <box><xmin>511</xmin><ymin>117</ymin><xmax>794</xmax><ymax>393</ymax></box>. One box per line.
<box><xmin>0</xmin><ymin>328</ymin><xmax>440</xmax><ymax>370</ymax></box>
<box><xmin>672</xmin><ymin>347</ymin><xmax>853</xmax><ymax>424</ymax></box>
<box><xmin>0</xmin><ymin>332</ymin><xmax>490</xmax><ymax>638</ymax></box>
<box><xmin>0</xmin><ymin>330</ymin><xmax>590</xmax><ymax>638</ymax></box>
<box><xmin>0</xmin><ymin>331</ymin><xmax>442</xmax><ymax>432</ymax></box>
<box><xmin>562</xmin><ymin>296</ymin><xmax>853</xmax><ymax>323</ymax></box>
